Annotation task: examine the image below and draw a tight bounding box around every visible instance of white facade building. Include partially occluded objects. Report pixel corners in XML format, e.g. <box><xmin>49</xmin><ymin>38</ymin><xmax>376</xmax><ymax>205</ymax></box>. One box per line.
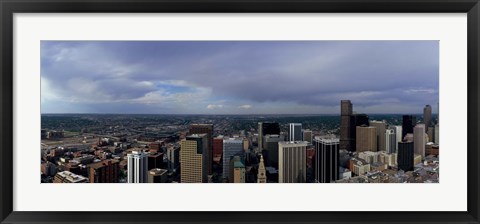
<box><xmin>127</xmin><ymin>150</ymin><xmax>148</xmax><ymax>183</ymax></box>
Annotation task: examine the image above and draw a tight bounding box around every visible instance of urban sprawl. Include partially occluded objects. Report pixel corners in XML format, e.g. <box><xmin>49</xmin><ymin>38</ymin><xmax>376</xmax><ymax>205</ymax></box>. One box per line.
<box><xmin>41</xmin><ymin>100</ymin><xmax>439</xmax><ymax>184</ymax></box>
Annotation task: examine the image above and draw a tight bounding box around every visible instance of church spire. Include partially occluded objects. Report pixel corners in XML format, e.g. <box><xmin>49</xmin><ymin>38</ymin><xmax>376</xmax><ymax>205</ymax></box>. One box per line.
<box><xmin>257</xmin><ymin>155</ymin><xmax>267</xmax><ymax>183</ymax></box>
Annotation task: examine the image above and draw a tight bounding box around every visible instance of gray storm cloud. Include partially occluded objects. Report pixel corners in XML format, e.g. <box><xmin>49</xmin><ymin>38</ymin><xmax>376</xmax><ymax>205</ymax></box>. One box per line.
<box><xmin>41</xmin><ymin>41</ymin><xmax>439</xmax><ymax>114</ymax></box>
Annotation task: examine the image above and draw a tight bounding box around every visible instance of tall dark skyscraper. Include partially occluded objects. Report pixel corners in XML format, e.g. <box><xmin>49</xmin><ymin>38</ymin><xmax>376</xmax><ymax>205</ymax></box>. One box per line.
<box><xmin>350</xmin><ymin>113</ymin><xmax>369</xmax><ymax>151</ymax></box>
<box><xmin>340</xmin><ymin>100</ymin><xmax>352</xmax><ymax>150</ymax></box>
<box><xmin>258</xmin><ymin>122</ymin><xmax>280</xmax><ymax>151</ymax></box>
<box><xmin>339</xmin><ymin>100</ymin><xmax>369</xmax><ymax>152</ymax></box>
<box><xmin>188</xmin><ymin>124</ymin><xmax>214</xmax><ymax>175</ymax></box>
<box><xmin>397</xmin><ymin>141</ymin><xmax>414</xmax><ymax>172</ymax></box>
<box><xmin>262</xmin><ymin>122</ymin><xmax>280</xmax><ymax>136</ymax></box>
<box><xmin>424</xmin><ymin>104</ymin><xmax>432</xmax><ymax>127</ymax></box>
<box><xmin>313</xmin><ymin>137</ymin><xmax>339</xmax><ymax>183</ymax></box>
<box><xmin>402</xmin><ymin>115</ymin><xmax>416</xmax><ymax>139</ymax></box>
<box><xmin>288</xmin><ymin>123</ymin><xmax>302</xmax><ymax>141</ymax></box>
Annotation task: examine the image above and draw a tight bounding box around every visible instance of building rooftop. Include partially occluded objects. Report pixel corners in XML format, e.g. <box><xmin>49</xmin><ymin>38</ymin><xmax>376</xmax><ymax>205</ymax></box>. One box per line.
<box><xmin>149</xmin><ymin>168</ymin><xmax>168</xmax><ymax>176</ymax></box>
<box><xmin>56</xmin><ymin>171</ymin><xmax>88</xmax><ymax>183</ymax></box>
<box><xmin>313</xmin><ymin>137</ymin><xmax>339</xmax><ymax>144</ymax></box>
<box><xmin>278</xmin><ymin>141</ymin><xmax>309</xmax><ymax>146</ymax></box>
<box><xmin>233</xmin><ymin>161</ymin><xmax>245</xmax><ymax>168</ymax></box>
<box><xmin>89</xmin><ymin>159</ymin><xmax>119</xmax><ymax>170</ymax></box>
<box><xmin>187</xmin><ymin>133</ymin><xmax>207</xmax><ymax>139</ymax></box>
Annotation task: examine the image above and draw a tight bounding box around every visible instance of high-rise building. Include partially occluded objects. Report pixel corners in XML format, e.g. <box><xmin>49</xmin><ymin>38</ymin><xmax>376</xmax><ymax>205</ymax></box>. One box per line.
<box><xmin>356</xmin><ymin>125</ymin><xmax>377</xmax><ymax>152</ymax></box>
<box><xmin>427</xmin><ymin>127</ymin><xmax>434</xmax><ymax>143</ymax></box>
<box><xmin>257</xmin><ymin>122</ymin><xmax>263</xmax><ymax>152</ymax></box>
<box><xmin>289</xmin><ymin>123</ymin><xmax>302</xmax><ymax>141</ymax></box>
<box><xmin>166</xmin><ymin>144</ymin><xmax>180</xmax><ymax>172</ymax></box>
<box><xmin>313</xmin><ymin>137</ymin><xmax>339</xmax><ymax>183</ymax></box>
<box><xmin>180</xmin><ymin>134</ymin><xmax>208</xmax><ymax>183</ymax></box>
<box><xmin>370</xmin><ymin>120</ymin><xmax>387</xmax><ymax>151</ymax></box>
<box><xmin>340</xmin><ymin>100</ymin><xmax>353</xmax><ymax>150</ymax></box>
<box><xmin>147</xmin><ymin>168</ymin><xmax>168</xmax><ymax>183</ymax></box>
<box><xmin>414</xmin><ymin>124</ymin><xmax>426</xmax><ymax>158</ymax></box>
<box><xmin>127</xmin><ymin>150</ymin><xmax>148</xmax><ymax>183</ymax></box>
<box><xmin>89</xmin><ymin>159</ymin><xmax>119</xmax><ymax>183</ymax></box>
<box><xmin>263</xmin><ymin>134</ymin><xmax>284</xmax><ymax>168</ymax></box>
<box><xmin>188</xmin><ymin>124</ymin><xmax>214</xmax><ymax>175</ymax></box>
<box><xmin>434</xmin><ymin>124</ymin><xmax>439</xmax><ymax>144</ymax></box>
<box><xmin>278</xmin><ymin>141</ymin><xmax>308</xmax><ymax>183</ymax></box>
<box><xmin>213</xmin><ymin>136</ymin><xmax>223</xmax><ymax>157</ymax></box>
<box><xmin>394</xmin><ymin>125</ymin><xmax>403</xmax><ymax>151</ymax></box>
<box><xmin>339</xmin><ymin>100</ymin><xmax>370</xmax><ymax>152</ymax></box>
<box><xmin>402</xmin><ymin>115</ymin><xmax>416</xmax><ymax>139</ymax></box>
<box><xmin>302</xmin><ymin>129</ymin><xmax>313</xmax><ymax>143</ymax></box>
<box><xmin>257</xmin><ymin>155</ymin><xmax>267</xmax><ymax>183</ymax></box>
<box><xmin>222</xmin><ymin>138</ymin><xmax>243</xmax><ymax>181</ymax></box>
<box><xmin>230</xmin><ymin>156</ymin><xmax>245</xmax><ymax>183</ymax></box>
<box><xmin>385</xmin><ymin>129</ymin><xmax>396</xmax><ymax>154</ymax></box>
<box><xmin>257</xmin><ymin>122</ymin><xmax>280</xmax><ymax>151</ymax></box>
<box><xmin>398</xmin><ymin>141</ymin><xmax>414</xmax><ymax>172</ymax></box>
<box><xmin>349</xmin><ymin>113</ymin><xmax>369</xmax><ymax>151</ymax></box>
<box><xmin>147</xmin><ymin>152</ymin><xmax>164</xmax><ymax>170</ymax></box>
<box><xmin>243</xmin><ymin>138</ymin><xmax>249</xmax><ymax>152</ymax></box>
<box><xmin>424</xmin><ymin>104</ymin><xmax>432</xmax><ymax>127</ymax></box>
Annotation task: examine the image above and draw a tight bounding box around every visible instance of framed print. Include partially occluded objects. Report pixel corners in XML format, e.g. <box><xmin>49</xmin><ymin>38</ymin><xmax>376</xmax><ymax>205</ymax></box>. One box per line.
<box><xmin>1</xmin><ymin>0</ymin><xmax>479</xmax><ymax>223</ymax></box>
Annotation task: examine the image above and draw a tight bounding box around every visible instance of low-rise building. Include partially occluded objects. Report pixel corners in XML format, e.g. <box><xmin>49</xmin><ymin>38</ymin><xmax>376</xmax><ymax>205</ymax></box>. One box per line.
<box><xmin>53</xmin><ymin>171</ymin><xmax>88</xmax><ymax>183</ymax></box>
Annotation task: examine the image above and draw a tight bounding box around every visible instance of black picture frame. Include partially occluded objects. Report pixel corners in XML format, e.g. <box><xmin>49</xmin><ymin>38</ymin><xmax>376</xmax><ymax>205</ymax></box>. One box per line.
<box><xmin>1</xmin><ymin>0</ymin><xmax>479</xmax><ymax>223</ymax></box>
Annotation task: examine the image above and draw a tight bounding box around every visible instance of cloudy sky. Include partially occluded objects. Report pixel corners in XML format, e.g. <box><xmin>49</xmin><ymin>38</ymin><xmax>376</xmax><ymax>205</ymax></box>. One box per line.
<box><xmin>41</xmin><ymin>41</ymin><xmax>438</xmax><ymax>114</ymax></box>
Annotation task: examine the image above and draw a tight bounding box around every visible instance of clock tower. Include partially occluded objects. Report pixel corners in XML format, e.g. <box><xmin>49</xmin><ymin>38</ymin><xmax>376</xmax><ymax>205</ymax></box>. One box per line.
<box><xmin>257</xmin><ymin>155</ymin><xmax>267</xmax><ymax>183</ymax></box>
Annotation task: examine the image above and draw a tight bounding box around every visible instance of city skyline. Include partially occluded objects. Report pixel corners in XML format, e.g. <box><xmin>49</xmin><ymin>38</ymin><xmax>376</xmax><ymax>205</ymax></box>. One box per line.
<box><xmin>42</xmin><ymin>100</ymin><xmax>440</xmax><ymax>184</ymax></box>
<box><xmin>41</xmin><ymin>41</ymin><xmax>439</xmax><ymax>114</ymax></box>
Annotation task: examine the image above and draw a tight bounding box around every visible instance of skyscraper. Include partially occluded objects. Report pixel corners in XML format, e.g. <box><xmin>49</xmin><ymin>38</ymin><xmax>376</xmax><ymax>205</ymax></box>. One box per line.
<box><xmin>213</xmin><ymin>136</ymin><xmax>223</xmax><ymax>158</ymax></box>
<box><xmin>257</xmin><ymin>122</ymin><xmax>263</xmax><ymax>152</ymax></box>
<box><xmin>414</xmin><ymin>124</ymin><xmax>426</xmax><ymax>158</ymax></box>
<box><xmin>188</xmin><ymin>124</ymin><xmax>214</xmax><ymax>175</ymax></box>
<box><xmin>398</xmin><ymin>141</ymin><xmax>414</xmax><ymax>172</ymax></box>
<box><xmin>356</xmin><ymin>125</ymin><xmax>377</xmax><ymax>152</ymax></box>
<box><xmin>424</xmin><ymin>104</ymin><xmax>432</xmax><ymax>127</ymax></box>
<box><xmin>402</xmin><ymin>115</ymin><xmax>416</xmax><ymax>139</ymax></box>
<box><xmin>180</xmin><ymin>134</ymin><xmax>208</xmax><ymax>183</ymax></box>
<box><xmin>370</xmin><ymin>120</ymin><xmax>387</xmax><ymax>151</ymax></box>
<box><xmin>349</xmin><ymin>113</ymin><xmax>369</xmax><ymax>151</ymax></box>
<box><xmin>385</xmin><ymin>129</ymin><xmax>396</xmax><ymax>154</ymax></box>
<box><xmin>166</xmin><ymin>144</ymin><xmax>179</xmax><ymax>172</ymax></box>
<box><xmin>263</xmin><ymin>134</ymin><xmax>284</xmax><ymax>168</ymax></box>
<box><xmin>222</xmin><ymin>138</ymin><xmax>244</xmax><ymax>181</ymax></box>
<box><xmin>147</xmin><ymin>152</ymin><xmax>164</xmax><ymax>170</ymax></box>
<box><xmin>302</xmin><ymin>129</ymin><xmax>313</xmax><ymax>143</ymax></box>
<box><xmin>313</xmin><ymin>137</ymin><xmax>339</xmax><ymax>183</ymax></box>
<box><xmin>257</xmin><ymin>155</ymin><xmax>267</xmax><ymax>183</ymax></box>
<box><xmin>435</xmin><ymin>124</ymin><xmax>439</xmax><ymax>144</ymax></box>
<box><xmin>257</xmin><ymin>122</ymin><xmax>280</xmax><ymax>151</ymax></box>
<box><xmin>127</xmin><ymin>150</ymin><xmax>148</xmax><ymax>183</ymax></box>
<box><xmin>394</xmin><ymin>125</ymin><xmax>402</xmax><ymax>151</ymax></box>
<box><xmin>340</xmin><ymin>100</ymin><xmax>353</xmax><ymax>150</ymax></box>
<box><xmin>288</xmin><ymin>123</ymin><xmax>302</xmax><ymax>141</ymax></box>
<box><xmin>278</xmin><ymin>141</ymin><xmax>308</xmax><ymax>183</ymax></box>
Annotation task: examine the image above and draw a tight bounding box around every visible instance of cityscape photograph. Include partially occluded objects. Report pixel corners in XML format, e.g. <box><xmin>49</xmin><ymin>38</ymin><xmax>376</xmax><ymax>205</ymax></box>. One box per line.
<box><xmin>40</xmin><ymin>41</ymin><xmax>439</xmax><ymax>183</ymax></box>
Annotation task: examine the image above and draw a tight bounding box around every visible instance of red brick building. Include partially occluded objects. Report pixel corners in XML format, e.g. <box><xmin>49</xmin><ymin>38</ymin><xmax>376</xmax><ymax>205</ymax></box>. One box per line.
<box><xmin>89</xmin><ymin>160</ymin><xmax>119</xmax><ymax>183</ymax></box>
